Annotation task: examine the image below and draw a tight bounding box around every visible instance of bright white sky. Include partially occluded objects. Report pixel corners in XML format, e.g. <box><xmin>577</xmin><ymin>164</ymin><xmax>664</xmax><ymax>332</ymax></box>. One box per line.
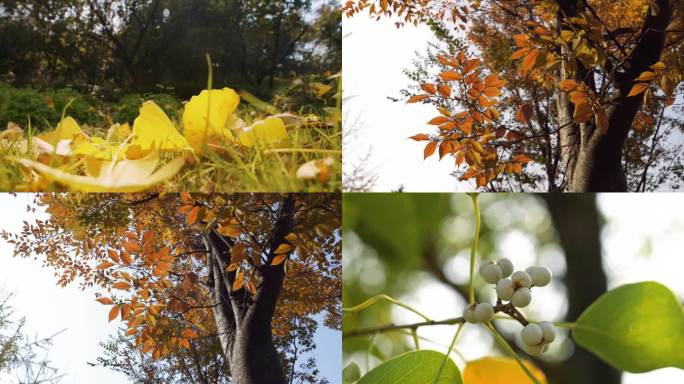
<box><xmin>385</xmin><ymin>194</ymin><xmax>684</xmax><ymax>383</ymax></box>
<box><xmin>0</xmin><ymin>194</ymin><xmax>340</xmax><ymax>384</ymax></box>
<box><xmin>343</xmin><ymin>15</ymin><xmax>474</xmax><ymax>192</ymax></box>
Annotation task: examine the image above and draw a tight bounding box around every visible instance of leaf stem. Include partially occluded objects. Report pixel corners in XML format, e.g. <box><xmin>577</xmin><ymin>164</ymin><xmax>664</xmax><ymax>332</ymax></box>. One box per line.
<box><xmin>343</xmin><ymin>294</ymin><xmax>432</xmax><ymax>322</ymax></box>
<box><xmin>411</xmin><ymin>328</ymin><xmax>420</xmax><ymax>350</ymax></box>
<box><xmin>485</xmin><ymin>323</ymin><xmax>541</xmax><ymax>384</ymax></box>
<box><xmin>432</xmin><ymin>322</ymin><xmax>465</xmax><ymax>384</ymax></box>
<box><xmin>467</xmin><ymin>193</ymin><xmax>481</xmax><ymax>304</ymax></box>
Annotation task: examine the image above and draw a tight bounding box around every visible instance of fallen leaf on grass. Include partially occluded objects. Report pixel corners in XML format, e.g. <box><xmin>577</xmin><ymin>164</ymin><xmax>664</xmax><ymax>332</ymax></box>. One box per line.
<box><xmin>11</xmin><ymin>150</ymin><xmax>185</xmax><ymax>192</ymax></box>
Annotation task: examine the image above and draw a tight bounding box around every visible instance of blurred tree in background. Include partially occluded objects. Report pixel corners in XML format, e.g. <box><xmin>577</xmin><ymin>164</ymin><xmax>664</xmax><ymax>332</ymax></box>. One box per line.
<box><xmin>0</xmin><ymin>0</ymin><xmax>340</xmax><ymax>98</ymax></box>
<box><xmin>342</xmin><ymin>193</ymin><xmax>660</xmax><ymax>384</ymax></box>
<box><xmin>0</xmin><ymin>292</ymin><xmax>64</xmax><ymax>384</ymax></box>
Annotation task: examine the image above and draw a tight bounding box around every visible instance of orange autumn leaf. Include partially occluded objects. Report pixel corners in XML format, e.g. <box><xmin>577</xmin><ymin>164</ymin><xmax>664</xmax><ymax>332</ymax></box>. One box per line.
<box><xmin>232</xmin><ymin>270</ymin><xmax>245</xmax><ymax>291</ymax></box>
<box><xmin>96</xmin><ymin>297</ymin><xmax>114</xmax><ymax>305</ymax></box>
<box><xmin>440</xmin><ymin>71</ymin><xmax>463</xmax><ymax>81</ymax></box>
<box><xmin>107</xmin><ymin>249</ymin><xmax>120</xmax><ymax>263</ymax></box>
<box><xmin>120</xmin><ymin>250</ymin><xmax>132</xmax><ymax>265</ymax></box>
<box><xmin>108</xmin><ymin>305</ymin><xmax>120</xmax><ymax>322</ymax></box>
<box><xmin>513</xmin><ymin>34</ymin><xmax>530</xmax><ymax>47</ymax></box>
<box><xmin>271</xmin><ymin>254</ymin><xmax>288</xmax><ymax>266</ymax></box>
<box><xmin>423</xmin><ymin>141</ymin><xmax>437</xmax><ymax>159</ymax></box>
<box><xmin>427</xmin><ymin>116</ymin><xmax>450</xmax><ymax>125</ymax></box>
<box><xmin>409</xmin><ymin>134</ymin><xmax>430</xmax><ymax>141</ymax></box>
<box><xmin>437</xmin><ymin>84</ymin><xmax>452</xmax><ymax>97</ymax></box>
<box><xmin>407</xmin><ymin>94</ymin><xmax>430</xmax><ymax>103</ymax></box>
<box><xmin>181</xmin><ymin>328</ymin><xmax>199</xmax><ymax>339</ymax></box>
<box><xmin>186</xmin><ymin>206</ymin><xmax>201</xmax><ymax>225</ymax></box>
<box><xmin>521</xmin><ymin>49</ymin><xmax>540</xmax><ymax>75</ymax></box>
<box><xmin>421</xmin><ymin>83</ymin><xmax>437</xmax><ymax>94</ymax></box>
<box><xmin>112</xmin><ymin>281</ymin><xmax>131</xmax><ymax>291</ymax></box>
<box><xmin>274</xmin><ymin>243</ymin><xmax>291</xmax><ymax>254</ymax></box>
<box><xmin>635</xmin><ymin>71</ymin><xmax>655</xmax><ymax>82</ymax></box>
<box><xmin>179</xmin><ymin>192</ymin><xmax>192</xmax><ymax>204</ymax></box>
<box><xmin>628</xmin><ymin>83</ymin><xmax>649</xmax><ymax>97</ymax></box>
<box><xmin>123</xmin><ymin>242</ymin><xmax>141</xmax><ymax>254</ymax></box>
<box><xmin>96</xmin><ymin>262</ymin><xmax>114</xmax><ymax>270</ymax></box>
<box><xmin>179</xmin><ymin>338</ymin><xmax>190</xmax><ymax>349</ymax></box>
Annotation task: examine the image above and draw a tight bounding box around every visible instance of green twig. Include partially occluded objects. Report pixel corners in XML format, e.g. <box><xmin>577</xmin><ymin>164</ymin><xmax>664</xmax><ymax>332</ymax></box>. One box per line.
<box><xmin>467</xmin><ymin>193</ymin><xmax>481</xmax><ymax>304</ymax></box>
<box><xmin>485</xmin><ymin>323</ymin><xmax>541</xmax><ymax>384</ymax></box>
<box><xmin>432</xmin><ymin>322</ymin><xmax>464</xmax><ymax>384</ymax></box>
<box><xmin>343</xmin><ymin>294</ymin><xmax>432</xmax><ymax>322</ymax></box>
<box><xmin>411</xmin><ymin>328</ymin><xmax>420</xmax><ymax>350</ymax></box>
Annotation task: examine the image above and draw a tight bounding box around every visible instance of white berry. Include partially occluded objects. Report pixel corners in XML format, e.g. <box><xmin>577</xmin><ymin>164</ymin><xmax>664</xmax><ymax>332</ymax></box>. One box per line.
<box><xmin>511</xmin><ymin>271</ymin><xmax>532</xmax><ymax>289</ymax></box>
<box><xmin>497</xmin><ymin>258</ymin><xmax>514</xmax><ymax>278</ymax></box>
<box><xmin>463</xmin><ymin>304</ymin><xmax>477</xmax><ymax>323</ymax></box>
<box><xmin>511</xmin><ymin>287</ymin><xmax>532</xmax><ymax>307</ymax></box>
<box><xmin>539</xmin><ymin>321</ymin><xmax>556</xmax><ymax>343</ymax></box>
<box><xmin>521</xmin><ymin>323</ymin><xmax>543</xmax><ymax>346</ymax></box>
<box><xmin>473</xmin><ymin>303</ymin><xmax>494</xmax><ymax>323</ymax></box>
<box><xmin>479</xmin><ymin>261</ymin><xmax>503</xmax><ymax>284</ymax></box>
<box><xmin>496</xmin><ymin>278</ymin><xmax>515</xmax><ymax>301</ymax></box>
<box><xmin>526</xmin><ymin>266</ymin><xmax>552</xmax><ymax>287</ymax></box>
<box><xmin>524</xmin><ymin>343</ymin><xmax>548</xmax><ymax>356</ymax></box>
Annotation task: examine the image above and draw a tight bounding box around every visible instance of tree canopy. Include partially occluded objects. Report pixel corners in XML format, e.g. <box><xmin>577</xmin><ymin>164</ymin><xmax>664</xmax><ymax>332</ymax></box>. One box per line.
<box><xmin>344</xmin><ymin>0</ymin><xmax>684</xmax><ymax>191</ymax></box>
<box><xmin>1</xmin><ymin>193</ymin><xmax>341</xmax><ymax>383</ymax></box>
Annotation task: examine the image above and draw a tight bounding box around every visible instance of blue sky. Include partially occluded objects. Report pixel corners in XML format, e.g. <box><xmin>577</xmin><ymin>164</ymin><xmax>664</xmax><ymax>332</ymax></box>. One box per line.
<box><xmin>0</xmin><ymin>194</ymin><xmax>340</xmax><ymax>384</ymax></box>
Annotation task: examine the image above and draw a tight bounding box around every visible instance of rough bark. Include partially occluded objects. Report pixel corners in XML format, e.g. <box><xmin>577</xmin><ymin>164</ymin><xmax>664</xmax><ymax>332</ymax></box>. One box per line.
<box><xmin>542</xmin><ymin>194</ymin><xmax>620</xmax><ymax>384</ymax></box>
<box><xmin>560</xmin><ymin>0</ymin><xmax>674</xmax><ymax>191</ymax></box>
<box><xmin>204</xmin><ymin>195</ymin><xmax>296</xmax><ymax>384</ymax></box>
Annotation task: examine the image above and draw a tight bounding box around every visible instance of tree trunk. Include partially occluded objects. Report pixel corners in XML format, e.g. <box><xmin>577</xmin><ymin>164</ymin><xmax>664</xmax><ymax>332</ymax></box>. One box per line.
<box><xmin>557</xmin><ymin>0</ymin><xmax>673</xmax><ymax>192</ymax></box>
<box><xmin>542</xmin><ymin>194</ymin><xmax>621</xmax><ymax>384</ymax></box>
<box><xmin>204</xmin><ymin>195</ymin><xmax>296</xmax><ymax>384</ymax></box>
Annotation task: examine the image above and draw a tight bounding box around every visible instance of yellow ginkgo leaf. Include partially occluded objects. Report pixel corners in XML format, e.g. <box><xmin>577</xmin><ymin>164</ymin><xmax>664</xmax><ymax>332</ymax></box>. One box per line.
<box><xmin>106</xmin><ymin>123</ymin><xmax>132</xmax><ymax>142</ymax></box>
<box><xmin>238</xmin><ymin>117</ymin><xmax>287</xmax><ymax>147</ymax></box>
<box><xmin>182</xmin><ymin>88</ymin><xmax>240</xmax><ymax>152</ymax></box>
<box><xmin>130</xmin><ymin>101</ymin><xmax>191</xmax><ymax>151</ymax></box>
<box><xmin>11</xmin><ymin>150</ymin><xmax>185</xmax><ymax>192</ymax></box>
<box><xmin>38</xmin><ymin>116</ymin><xmax>86</xmax><ymax>146</ymax></box>
<box><xmin>70</xmin><ymin>136</ymin><xmax>125</xmax><ymax>160</ymax></box>
<box><xmin>463</xmin><ymin>357</ymin><xmax>547</xmax><ymax>384</ymax></box>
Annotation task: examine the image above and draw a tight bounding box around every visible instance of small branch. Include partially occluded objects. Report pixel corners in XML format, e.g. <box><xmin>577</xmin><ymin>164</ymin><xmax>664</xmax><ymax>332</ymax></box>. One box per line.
<box><xmin>342</xmin><ymin>294</ymin><xmax>432</xmax><ymax>322</ymax></box>
<box><xmin>344</xmin><ymin>303</ymin><xmax>524</xmax><ymax>338</ymax></box>
<box><xmin>343</xmin><ymin>317</ymin><xmax>464</xmax><ymax>339</ymax></box>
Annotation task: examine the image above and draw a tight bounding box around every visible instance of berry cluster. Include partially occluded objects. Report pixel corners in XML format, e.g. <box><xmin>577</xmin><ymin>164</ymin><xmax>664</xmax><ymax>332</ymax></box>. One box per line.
<box><xmin>521</xmin><ymin>321</ymin><xmax>556</xmax><ymax>355</ymax></box>
<box><xmin>462</xmin><ymin>257</ymin><xmax>556</xmax><ymax>355</ymax></box>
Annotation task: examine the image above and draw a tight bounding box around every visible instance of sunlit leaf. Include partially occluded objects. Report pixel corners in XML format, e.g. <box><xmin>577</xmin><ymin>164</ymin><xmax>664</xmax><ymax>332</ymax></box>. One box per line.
<box><xmin>130</xmin><ymin>101</ymin><xmax>191</xmax><ymax>152</ymax></box>
<box><xmin>238</xmin><ymin>117</ymin><xmax>287</xmax><ymax>147</ymax></box>
<box><xmin>358</xmin><ymin>350</ymin><xmax>462</xmax><ymax>384</ymax></box>
<box><xmin>182</xmin><ymin>88</ymin><xmax>240</xmax><ymax>152</ymax></box>
<box><xmin>574</xmin><ymin>281</ymin><xmax>684</xmax><ymax>372</ymax></box>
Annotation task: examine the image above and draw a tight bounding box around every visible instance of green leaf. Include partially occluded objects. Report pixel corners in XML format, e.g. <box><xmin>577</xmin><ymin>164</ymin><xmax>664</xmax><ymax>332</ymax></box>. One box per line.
<box><xmin>573</xmin><ymin>281</ymin><xmax>684</xmax><ymax>373</ymax></box>
<box><xmin>343</xmin><ymin>362</ymin><xmax>361</xmax><ymax>383</ymax></box>
<box><xmin>358</xmin><ymin>350</ymin><xmax>462</xmax><ymax>384</ymax></box>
